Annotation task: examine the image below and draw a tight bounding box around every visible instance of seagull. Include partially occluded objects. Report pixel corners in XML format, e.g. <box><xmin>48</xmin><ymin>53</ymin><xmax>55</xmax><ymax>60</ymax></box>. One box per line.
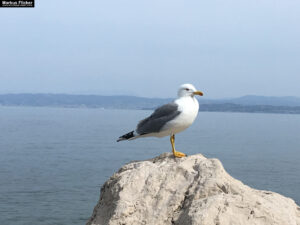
<box><xmin>117</xmin><ymin>84</ymin><xmax>203</xmax><ymax>158</ymax></box>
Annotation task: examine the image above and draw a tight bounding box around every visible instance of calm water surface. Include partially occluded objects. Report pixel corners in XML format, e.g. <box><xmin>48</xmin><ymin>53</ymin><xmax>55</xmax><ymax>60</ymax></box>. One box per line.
<box><xmin>0</xmin><ymin>107</ymin><xmax>300</xmax><ymax>225</ymax></box>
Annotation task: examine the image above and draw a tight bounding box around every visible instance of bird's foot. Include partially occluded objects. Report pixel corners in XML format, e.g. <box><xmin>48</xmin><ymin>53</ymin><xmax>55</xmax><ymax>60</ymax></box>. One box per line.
<box><xmin>173</xmin><ymin>151</ymin><xmax>187</xmax><ymax>158</ymax></box>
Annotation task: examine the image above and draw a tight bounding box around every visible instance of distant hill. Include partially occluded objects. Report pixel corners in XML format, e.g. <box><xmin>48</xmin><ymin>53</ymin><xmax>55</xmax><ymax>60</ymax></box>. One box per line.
<box><xmin>227</xmin><ymin>95</ymin><xmax>300</xmax><ymax>106</ymax></box>
<box><xmin>200</xmin><ymin>103</ymin><xmax>300</xmax><ymax>114</ymax></box>
<box><xmin>0</xmin><ymin>94</ymin><xmax>170</xmax><ymax>109</ymax></box>
<box><xmin>1</xmin><ymin>93</ymin><xmax>300</xmax><ymax>114</ymax></box>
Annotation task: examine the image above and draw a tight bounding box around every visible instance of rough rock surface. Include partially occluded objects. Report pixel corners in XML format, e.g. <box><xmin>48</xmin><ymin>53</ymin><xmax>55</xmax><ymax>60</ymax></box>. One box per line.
<box><xmin>87</xmin><ymin>153</ymin><xmax>300</xmax><ymax>225</ymax></box>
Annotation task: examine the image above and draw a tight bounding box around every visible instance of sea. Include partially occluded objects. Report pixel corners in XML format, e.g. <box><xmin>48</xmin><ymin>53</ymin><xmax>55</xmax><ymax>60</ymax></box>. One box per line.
<box><xmin>0</xmin><ymin>106</ymin><xmax>300</xmax><ymax>225</ymax></box>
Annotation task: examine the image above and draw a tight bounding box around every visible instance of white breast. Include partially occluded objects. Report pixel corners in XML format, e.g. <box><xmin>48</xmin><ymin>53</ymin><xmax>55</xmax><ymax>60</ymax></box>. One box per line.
<box><xmin>160</xmin><ymin>96</ymin><xmax>199</xmax><ymax>136</ymax></box>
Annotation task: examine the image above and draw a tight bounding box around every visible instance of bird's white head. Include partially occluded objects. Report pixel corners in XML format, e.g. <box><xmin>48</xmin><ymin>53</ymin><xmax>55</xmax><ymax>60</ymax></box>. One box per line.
<box><xmin>177</xmin><ymin>83</ymin><xmax>204</xmax><ymax>98</ymax></box>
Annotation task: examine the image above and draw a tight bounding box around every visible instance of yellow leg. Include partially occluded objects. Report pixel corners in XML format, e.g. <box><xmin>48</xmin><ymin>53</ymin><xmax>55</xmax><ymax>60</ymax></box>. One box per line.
<box><xmin>170</xmin><ymin>134</ymin><xmax>186</xmax><ymax>158</ymax></box>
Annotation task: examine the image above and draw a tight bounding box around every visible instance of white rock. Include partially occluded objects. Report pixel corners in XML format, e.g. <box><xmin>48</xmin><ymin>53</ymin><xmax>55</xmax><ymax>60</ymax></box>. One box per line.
<box><xmin>87</xmin><ymin>153</ymin><xmax>300</xmax><ymax>225</ymax></box>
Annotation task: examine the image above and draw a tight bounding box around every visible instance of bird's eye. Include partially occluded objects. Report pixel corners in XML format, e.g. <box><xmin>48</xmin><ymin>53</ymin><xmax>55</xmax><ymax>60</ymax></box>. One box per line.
<box><xmin>185</xmin><ymin>88</ymin><xmax>190</xmax><ymax>91</ymax></box>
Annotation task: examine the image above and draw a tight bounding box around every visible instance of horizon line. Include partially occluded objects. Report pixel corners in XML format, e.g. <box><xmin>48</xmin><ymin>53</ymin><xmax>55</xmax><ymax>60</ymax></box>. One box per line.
<box><xmin>0</xmin><ymin>93</ymin><xmax>299</xmax><ymax>100</ymax></box>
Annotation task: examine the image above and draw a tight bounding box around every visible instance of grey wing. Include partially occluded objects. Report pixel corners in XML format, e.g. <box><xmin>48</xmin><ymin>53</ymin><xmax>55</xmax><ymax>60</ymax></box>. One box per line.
<box><xmin>136</xmin><ymin>102</ymin><xmax>181</xmax><ymax>135</ymax></box>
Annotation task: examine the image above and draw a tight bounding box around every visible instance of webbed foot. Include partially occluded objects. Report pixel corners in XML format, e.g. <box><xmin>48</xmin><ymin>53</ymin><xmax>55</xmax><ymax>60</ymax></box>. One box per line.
<box><xmin>173</xmin><ymin>151</ymin><xmax>186</xmax><ymax>158</ymax></box>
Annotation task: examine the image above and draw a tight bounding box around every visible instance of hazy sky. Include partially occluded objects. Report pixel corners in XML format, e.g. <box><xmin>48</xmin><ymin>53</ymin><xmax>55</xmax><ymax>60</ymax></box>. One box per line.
<box><xmin>0</xmin><ymin>0</ymin><xmax>300</xmax><ymax>98</ymax></box>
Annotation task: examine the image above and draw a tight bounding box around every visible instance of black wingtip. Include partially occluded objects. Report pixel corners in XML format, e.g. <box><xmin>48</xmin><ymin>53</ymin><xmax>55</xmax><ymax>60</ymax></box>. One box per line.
<box><xmin>117</xmin><ymin>131</ymin><xmax>134</xmax><ymax>142</ymax></box>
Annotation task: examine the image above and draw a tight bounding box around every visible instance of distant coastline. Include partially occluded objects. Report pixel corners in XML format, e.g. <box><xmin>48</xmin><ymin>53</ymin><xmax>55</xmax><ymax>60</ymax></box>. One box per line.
<box><xmin>1</xmin><ymin>93</ymin><xmax>300</xmax><ymax>114</ymax></box>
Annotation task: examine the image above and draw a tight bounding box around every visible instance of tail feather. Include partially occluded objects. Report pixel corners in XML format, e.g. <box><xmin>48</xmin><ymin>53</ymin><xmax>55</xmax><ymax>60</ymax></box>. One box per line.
<box><xmin>117</xmin><ymin>131</ymin><xmax>135</xmax><ymax>142</ymax></box>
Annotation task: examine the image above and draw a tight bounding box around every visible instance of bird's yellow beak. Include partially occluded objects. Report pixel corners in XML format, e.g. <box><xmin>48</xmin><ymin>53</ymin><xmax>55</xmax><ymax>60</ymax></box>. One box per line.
<box><xmin>193</xmin><ymin>91</ymin><xmax>203</xmax><ymax>96</ymax></box>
